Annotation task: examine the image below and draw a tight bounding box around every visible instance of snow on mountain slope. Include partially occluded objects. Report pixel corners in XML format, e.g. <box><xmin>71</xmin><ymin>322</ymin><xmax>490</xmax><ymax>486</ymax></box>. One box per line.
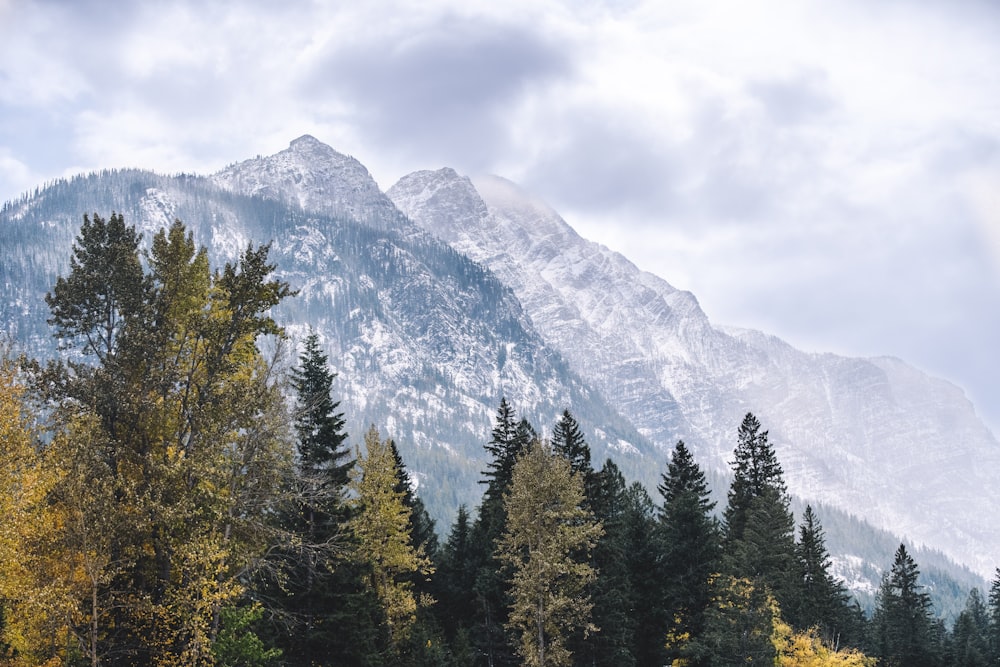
<box><xmin>388</xmin><ymin>167</ymin><xmax>1000</xmax><ymax>577</ymax></box>
<box><xmin>0</xmin><ymin>159</ymin><xmax>655</xmax><ymax>526</ymax></box>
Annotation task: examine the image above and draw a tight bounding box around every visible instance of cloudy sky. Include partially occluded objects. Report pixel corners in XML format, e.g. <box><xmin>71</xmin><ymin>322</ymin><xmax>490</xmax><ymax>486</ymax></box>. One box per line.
<box><xmin>2</xmin><ymin>0</ymin><xmax>999</xmax><ymax>432</ymax></box>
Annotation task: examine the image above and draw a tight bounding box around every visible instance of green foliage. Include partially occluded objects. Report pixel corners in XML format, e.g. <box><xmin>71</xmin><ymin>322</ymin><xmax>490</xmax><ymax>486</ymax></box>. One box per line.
<box><xmin>872</xmin><ymin>544</ymin><xmax>941</xmax><ymax>667</ymax></box>
<box><xmin>291</xmin><ymin>331</ymin><xmax>351</xmax><ymax>485</ymax></box>
<box><xmin>30</xmin><ymin>213</ymin><xmax>295</xmax><ymax>666</ymax></box>
<box><xmin>724</xmin><ymin>413</ymin><xmax>800</xmax><ymax>617</ymax></box>
<box><xmin>212</xmin><ymin>604</ymin><xmax>282</xmax><ymax>667</ymax></box>
<box><xmin>658</xmin><ymin>440</ymin><xmax>721</xmax><ymax>667</ymax></box>
<box><xmin>792</xmin><ymin>505</ymin><xmax>853</xmax><ymax>644</ymax></box>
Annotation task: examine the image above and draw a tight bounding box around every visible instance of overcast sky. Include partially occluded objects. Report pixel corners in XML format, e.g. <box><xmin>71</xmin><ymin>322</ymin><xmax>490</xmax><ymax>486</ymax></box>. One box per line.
<box><xmin>2</xmin><ymin>0</ymin><xmax>998</xmax><ymax>432</ymax></box>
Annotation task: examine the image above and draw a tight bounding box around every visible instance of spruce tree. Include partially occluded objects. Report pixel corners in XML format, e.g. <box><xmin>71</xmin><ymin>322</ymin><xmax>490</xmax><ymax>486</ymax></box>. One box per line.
<box><xmin>576</xmin><ymin>459</ymin><xmax>637</xmax><ymax>666</ymax></box>
<box><xmin>949</xmin><ymin>588</ymin><xmax>990</xmax><ymax>667</ymax></box>
<box><xmin>290</xmin><ymin>331</ymin><xmax>351</xmax><ymax>485</ymax></box>
<box><xmin>470</xmin><ymin>399</ymin><xmax>534</xmax><ymax>666</ymax></box>
<box><xmin>989</xmin><ymin>569</ymin><xmax>1000</xmax><ymax>665</ymax></box>
<box><xmin>551</xmin><ymin>409</ymin><xmax>594</xmax><ymax>491</ymax></box>
<box><xmin>792</xmin><ymin>505</ymin><xmax>852</xmax><ymax>644</ymax></box>
<box><xmin>872</xmin><ymin>544</ymin><xmax>939</xmax><ymax>667</ymax></box>
<box><xmin>723</xmin><ymin>412</ymin><xmax>800</xmax><ymax>617</ymax></box>
<box><xmin>658</xmin><ymin>440</ymin><xmax>721</xmax><ymax>667</ymax></box>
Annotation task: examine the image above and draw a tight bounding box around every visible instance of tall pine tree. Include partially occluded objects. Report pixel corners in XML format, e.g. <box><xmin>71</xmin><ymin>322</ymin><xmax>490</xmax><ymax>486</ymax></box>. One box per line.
<box><xmin>469</xmin><ymin>399</ymin><xmax>534</xmax><ymax>666</ymax></box>
<box><xmin>658</xmin><ymin>440</ymin><xmax>721</xmax><ymax>667</ymax></box>
<box><xmin>723</xmin><ymin>412</ymin><xmax>800</xmax><ymax>617</ymax></box>
<box><xmin>792</xmin><ymin>505</ymin><xmax>852</xmax><ymax>644</ymax></box>
<box><xmin>872</xmin><ymin>544</ymin><xmax>939</xmax><ymax>667</ymax></box>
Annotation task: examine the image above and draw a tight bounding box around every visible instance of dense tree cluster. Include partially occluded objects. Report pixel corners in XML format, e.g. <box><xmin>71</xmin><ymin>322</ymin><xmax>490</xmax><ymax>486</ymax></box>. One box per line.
<box><xmin>0</xmin><ymin>213</ymin><xmax>997</xmax><ymax>666</ymax></box>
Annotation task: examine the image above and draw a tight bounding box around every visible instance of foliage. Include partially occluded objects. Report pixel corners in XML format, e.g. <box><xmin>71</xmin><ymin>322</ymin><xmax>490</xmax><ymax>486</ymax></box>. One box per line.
<box><xmin>497</xmin><ymin>440</ymin><xmax>603</xmax><ymax>667</ymax></box>
<box><xmin>872</xmin><ymin>543</ymin><xmax>941</xmax><ymax>667</ymax></box>
<box><xmin>773</xmin><ymin>619</ymin><xmax>875</xmax><ymax>666</ymax></box>
<box><xmin>348</xmin><ymin>426</ymin><xmax>433</xmax><ymax>644</ymax></box>
<box><xmin>26</xmin><ymin>214</ymin><xmax>295</xmax><ymax>666</ymax></box>
<box><xmin>658</xmin><ymin>440</ymin><xmax>721</xmax><ymax>667</ymax></box>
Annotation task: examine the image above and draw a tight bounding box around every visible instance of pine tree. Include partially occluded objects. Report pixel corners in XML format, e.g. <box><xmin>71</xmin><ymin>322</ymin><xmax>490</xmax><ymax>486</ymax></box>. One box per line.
<box><xmin>792</xmin><ymin>505</ymin><xmax>852</xmax><ymax>644</ymax></box>
<box><xmin>291</xmin><ymin>331</ymin><xmax>351</xmax><ymax>485</ymax></box>
<box><xmin>551</xmin><ymin>409</ymin><xmax>594</xmax><ymax>489</ymax></box>
<box><xmin>724</xmin><ymin>412</ymin><xmax>787</xmax><ymax>541</ymax></box>
<box><xmin>949</xmin><ymin>588</ymin><xmax>990</xmax><ymax>667</ymax></box>
<box><xmin>265</xmin><ymin>331</ymin><xmax>362</xmax><ymax>666</ymax></box>
<box><xmin>989</xmin><ymin>569</ymin><xmax>1000</xmax><ymax>665</ymax></box>
<box><xmin>436</xmin><ymin>506</ymin><xmax>478</xmax><ymax>641</ymax></box>
<box><xmin>619</xmin><ymin>480</ymin><xmax>663</xmax><ymax>667</ymax></box>
<box><xmin>723</xmin><ymin>412</ymin><xmax>800</xmax><ymax>617</ymax></box>
<box><xmin>470</xmin><ymin>399</ymin><xmax>534</xmax><ymax>666</ymax></box>
<box><xmin>498</xmin><ymin>440</ymin><xmax>603</xmax><ymax>667</ymax></box>
<box><xmin>575</xmin><ymin>459</ymin><xmax>637</xmax><ymax>666</ymax></box>
<box><xmin>658</xmin><ymin>440</ymin><xmax>721</xmax><ymax>667</ymax></box>
<box><xmin>872</xmin><ymin>544</ymin><xmax>939</xmax><ymax>667</ymax></box>
<box><xmin>389</xmin><ymin>439</ymin><xmax>439</xmax><ymax>565</ymax></box>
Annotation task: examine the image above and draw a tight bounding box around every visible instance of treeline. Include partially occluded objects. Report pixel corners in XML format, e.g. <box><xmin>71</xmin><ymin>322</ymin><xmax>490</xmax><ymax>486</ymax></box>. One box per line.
<box><xmin>1</xmin><ymin>213</ymin><xmax>999</xmax><ymax>666</ymax></box>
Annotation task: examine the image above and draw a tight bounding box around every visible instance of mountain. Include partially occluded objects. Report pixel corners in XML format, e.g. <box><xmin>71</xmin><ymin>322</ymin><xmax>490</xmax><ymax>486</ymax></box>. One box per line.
<box><xmin>0</xmin><ymin>143</ymin><xmax>652</xmax><ymax>526</ymax></box>
<box><xmin>0</xmin><ymin>136</ymin><xmax>995</xmax><ymax>595</ymax></box>
<box><xmin>387</xmin><ymin>167</ymin><xmax>1000</xmax><ymax>578</ymax></box>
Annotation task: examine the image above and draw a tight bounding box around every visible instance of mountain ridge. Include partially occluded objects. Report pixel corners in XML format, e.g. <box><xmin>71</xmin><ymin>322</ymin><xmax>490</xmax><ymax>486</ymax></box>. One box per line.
<box><xmin>0</xmin><ymin>136</ymin><xmax>996</xmax><ymax>585</ymax></box>
<box><xmin>387</xmin><ymin>164</ymin><xmax>1000</xmax><ymax>578</ymax></box>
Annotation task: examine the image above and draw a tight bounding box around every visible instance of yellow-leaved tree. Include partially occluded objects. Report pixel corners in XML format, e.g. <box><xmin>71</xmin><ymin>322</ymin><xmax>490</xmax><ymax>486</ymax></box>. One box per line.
<box><xmin>348</xmin><ymin>426</ymin><xmax>433</xmax><ymax>644</ymax></box>
<box><xmin>498</xmin><ymin>439</ymin><xmax>603</xmax><ymax>667</ymax></box>
<box><xmin>27</xmin><ymin>214</ymin><xmax>294</xmax><ymax>667</ymax></box>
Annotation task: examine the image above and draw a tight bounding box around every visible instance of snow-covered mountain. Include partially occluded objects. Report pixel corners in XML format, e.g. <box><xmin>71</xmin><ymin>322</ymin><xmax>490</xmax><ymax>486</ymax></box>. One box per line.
<box><xmin>0</xmin><ymin>142</ymin><xmax>651</xmax><ymax>525</ymax></box>
<box><xmin>388</xmin><ymin>167</ymin><xmax>1000</xmax><ymax>578</ymax></box>
<box><xmin>0</xmin><ymin>135</ymin><xmax>995</xmax><ymax>587</ymax></box>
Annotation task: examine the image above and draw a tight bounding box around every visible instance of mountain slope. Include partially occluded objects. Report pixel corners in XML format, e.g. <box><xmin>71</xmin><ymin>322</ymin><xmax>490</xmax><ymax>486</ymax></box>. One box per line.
<box><xmin>388</xmin><ymin>167</ymin><xmax>1000</xmax><ymax>577</ymax></box>
<box><xmin>0</xmin><ymin>161</ymin><xmax>652</xmax><ymax>523</ymax></box>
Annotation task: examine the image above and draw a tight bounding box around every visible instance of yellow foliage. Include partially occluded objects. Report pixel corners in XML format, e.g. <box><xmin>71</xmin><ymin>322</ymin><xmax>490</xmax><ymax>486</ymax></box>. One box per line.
<box><xmin>773</xmin><ymin>618</ymin><xmax>875</xmax><ymax>667</ymax></box>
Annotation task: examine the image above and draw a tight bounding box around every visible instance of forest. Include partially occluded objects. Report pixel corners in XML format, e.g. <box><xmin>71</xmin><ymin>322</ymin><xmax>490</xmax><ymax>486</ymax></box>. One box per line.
<box><xmin>0</xmin><ymin>213</ymin><xmax>998</xmax><ymax>667</ymax></box>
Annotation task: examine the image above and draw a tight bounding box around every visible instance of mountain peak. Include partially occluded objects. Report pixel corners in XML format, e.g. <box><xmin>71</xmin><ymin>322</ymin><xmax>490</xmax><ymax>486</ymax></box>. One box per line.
<box><xmin>289</xmin><ymin>134</ymin><xmax>324</xmax><ymax>149</ymax></box>
<box><xmin>213</xmin><ymin>136</ymin><xmax>397</xmax><ymax>225</ymax></box>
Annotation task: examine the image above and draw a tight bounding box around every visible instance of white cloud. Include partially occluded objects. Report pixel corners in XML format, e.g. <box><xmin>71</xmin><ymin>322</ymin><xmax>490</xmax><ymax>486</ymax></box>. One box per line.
<box><xmin>0</xmin><ymin>0</ymin><xmax>998</xmax><ymax>429</ymax></box>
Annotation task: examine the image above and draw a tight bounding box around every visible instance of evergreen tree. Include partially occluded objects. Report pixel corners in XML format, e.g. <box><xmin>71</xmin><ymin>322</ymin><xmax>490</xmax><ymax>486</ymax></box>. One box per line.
<box><xmin>389</xmin><ymin>439</ymin><xmax>439</xmax><ymax>565</ymax></box>
<box><xmin>498</xmin><ymin>440</ymin><xmax>603</xmax><ymax>667</ymax></box>
<box><xmin>724</xmin><ymin>412</ymin><xmax>787</xmax><ymax>541</ymax></box>
<box><xmin>658</xmin><ymin>440</ymin><xmax>721</xmax><ymax>667</ymax></box>
<box><xmin>264</xmin><ymin>331</ymin><xmax>367</xmax><ymax>666</ymax></box>
<box><xmin>551</xmin><ymin>409</ymin><xmax>594</xmax><ymax>491</ymax></box>
<box><xmin>619</xmin><ymin>480</ymin><xmax>663</xmax><ymax>667</ymax></box>
<box><xmin>696</xmin><ymin>576</ymin><xmax>779</xmax><ymax>665</ymax></box>
<box><xmin>872</xmin><ymin>544</ymin><xmax>940</xmax><ymax>667</ymax></box>
<box><xmin>723</xmin><ymin>413</ymin><xmax>800</xmax><ymax>617</ymax></box>
<box><xmin>575</xmin><ymin>459</ymin><xmax>637</xmax><ymax>666</ymax></box>
<box><xmin>949</xmin><ymin>588</ymin><xmax>990</xmax><ymax>667</ymax></box>
<box><xmin>989</xmin><ymin>569</ymin><xmax>1000</xmax><ymax>664</ymax></box>
<box><xmin>436</xmin><ymin>506</ymin><xmax>478</xmax><ymax>642</ymax></box>
<box><xmin>792</xmin><ymin>505</ymin><xmax>852</xmax><ymax>643</ymax></box>
<box><xmin>290</xmin><ymin>331</ymin><xmax>351</xmax><ymax>485</ymax></box>
<box><xmin>470</xmin><ymin>399</ymin><xmax>534</xmax><ymax>666</ymax></box>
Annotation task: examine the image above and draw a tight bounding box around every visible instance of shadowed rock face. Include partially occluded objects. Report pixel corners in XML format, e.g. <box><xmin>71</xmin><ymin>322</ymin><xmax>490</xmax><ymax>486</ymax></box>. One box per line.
<box><xmin>389</xmin><ymin>166</ymin><xmax>1000</xmax><ymax>578</ymax></box>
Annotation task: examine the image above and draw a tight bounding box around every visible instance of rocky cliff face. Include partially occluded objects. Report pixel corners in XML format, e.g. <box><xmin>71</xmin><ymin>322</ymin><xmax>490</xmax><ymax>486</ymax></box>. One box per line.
<box><xmin>388</xmin><ymin>167</ymin><xmax>1000</xmax><ymax>577</ymax></box>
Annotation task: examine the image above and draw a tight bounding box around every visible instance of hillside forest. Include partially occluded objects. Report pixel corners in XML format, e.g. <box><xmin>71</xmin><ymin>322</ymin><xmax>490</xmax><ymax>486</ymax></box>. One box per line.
<box><xmin>1</xmin><ymin>213</ymin><xmax>998</xmax><ymax>667</ymax></box>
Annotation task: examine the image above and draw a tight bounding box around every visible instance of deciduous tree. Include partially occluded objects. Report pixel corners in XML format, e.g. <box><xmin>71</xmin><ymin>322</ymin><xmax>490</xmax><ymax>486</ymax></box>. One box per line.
<box><xmin>498</xmin><ymin>440</ymin><xmax>602</xmax><ymax>667</ymax></box>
